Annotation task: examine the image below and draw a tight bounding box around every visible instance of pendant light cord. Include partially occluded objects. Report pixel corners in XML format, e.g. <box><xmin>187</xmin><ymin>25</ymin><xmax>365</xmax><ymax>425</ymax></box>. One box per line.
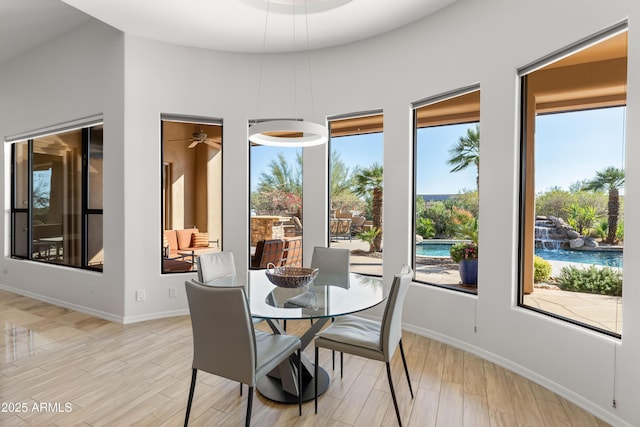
<box><xmin>304</xmin><ymin>0</ymin><xmax>316</xmax><ymax>120</ymax></box>
<box><xmin>292</xmin><ymin>1</ymin><xmax>297</xmax><ymax>118</ymax></box>
<box><xmin>254</xmin><ymin>0</ymin><xmax>271</xmax><ymax>124</ymax></box>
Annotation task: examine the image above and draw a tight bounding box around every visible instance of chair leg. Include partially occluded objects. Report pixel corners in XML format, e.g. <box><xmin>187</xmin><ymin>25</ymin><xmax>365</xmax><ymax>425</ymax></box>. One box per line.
<box><xmin>245</xmin><ymin>386</ymin><xmax>254</xmax><ymax>427</ymax></box>
<box><xmin>399</xmin><ymin>339</ymin><xmax>414</xmax><ymax>399</ymax></box>
<box><xmin>314</xmin><ymin>346</ymin><xmax>319</xmax><ymax>414</ymax></box>
<box><xmin>332</xmin><ymin>350</ymin><xmax>335</xmax><ymax>370</ymax></box>
<box><xmin>340</xmin><ymin>352</ymin><xmax>344</xmax><ymax>378</ymax></box>
<box><xmin>298</xmin><ymin>349</ymin><xmax>302</xmax><ymax>416</ymax></box>
<box><xmin>240</xmin><ymin>383</ymin><xmax>243</xmax><ymax>396</ymax></box>
<box><xmin>386</xmin><ymin>362</ymin><xmax>402</xmax><ymax>427</ymax></box>
<box><xmin>184</xmin><ymin>368</ymin><xmax>197</xmax><ymax>427</ymax></box>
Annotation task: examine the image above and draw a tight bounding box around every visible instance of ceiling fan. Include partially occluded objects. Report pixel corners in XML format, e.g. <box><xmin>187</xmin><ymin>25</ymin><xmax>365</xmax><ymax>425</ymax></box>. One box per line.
<box><xmin>167</xmin><ymin>126</ymin><xmax>221</xmax><ymax>149</ymax></box>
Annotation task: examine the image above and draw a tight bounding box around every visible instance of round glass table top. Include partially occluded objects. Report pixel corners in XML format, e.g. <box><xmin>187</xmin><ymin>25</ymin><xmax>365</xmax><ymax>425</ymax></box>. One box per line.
<box><xmin>247</xmin><ymin>270</ymin><xmax>384</xmax><ymax>320</ymax></box>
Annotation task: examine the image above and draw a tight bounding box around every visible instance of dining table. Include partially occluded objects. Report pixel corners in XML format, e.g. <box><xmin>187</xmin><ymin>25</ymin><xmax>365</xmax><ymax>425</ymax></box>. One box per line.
<box><xmin>246</xmin><ymin>269</ymin><xmax>385</xmax><ymax>403</ymax></box>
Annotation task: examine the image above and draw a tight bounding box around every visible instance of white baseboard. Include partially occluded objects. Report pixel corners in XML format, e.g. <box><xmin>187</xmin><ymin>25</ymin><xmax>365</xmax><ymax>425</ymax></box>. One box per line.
<box><xmin>0</xmin><ymin>284</ymin><xmax>124</xmax><ymax>323</ymax></box>
<box><xmin>0</xmin><ymin>284</ymin><xmax>189</xmax><ymax>325</ymax></box>
<box><xmin>122</xmin><ymin>309</ymin><xmax>190</xmax><ymax>324</ymax></box>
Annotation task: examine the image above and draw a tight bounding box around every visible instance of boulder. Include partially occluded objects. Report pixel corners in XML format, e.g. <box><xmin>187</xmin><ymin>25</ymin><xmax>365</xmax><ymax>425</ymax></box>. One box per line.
<box><xmin>566</xmin><ymin>229</ymin><xmax>580</xmax><ymax>239</ymax></box>
<box><xmin>569</xmin><ymin>238</ymin><xmax>584</xmax><ymax>248</ymax></box>
<box><xmin>584</xmin><ymin>237</ymin><xmax>599</xmax><ymax>247</ymax></box>
<box><xmin>416</xmin><ymin>235</ymin><xmax>424</xmax><ymax>244</ymax></box>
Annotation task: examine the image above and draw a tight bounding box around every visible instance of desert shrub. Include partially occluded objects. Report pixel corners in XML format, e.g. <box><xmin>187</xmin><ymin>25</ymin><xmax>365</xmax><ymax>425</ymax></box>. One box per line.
<box><xmin>556</xmin><ymin>265</ymin><xmax>622</xmax><ymax>296</ymax></box>
<box><xmin>533</xmin><ymin>256</ymin><xmax>552</xmax><ymax>283</ymax></box>
<box><xmin>416</xmin><ymin>217</ymin><xmax>435</xmax><ymax>239</ymax></box>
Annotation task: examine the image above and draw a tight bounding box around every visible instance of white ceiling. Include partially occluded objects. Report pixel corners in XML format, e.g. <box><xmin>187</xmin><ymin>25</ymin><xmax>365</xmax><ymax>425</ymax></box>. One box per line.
<box><xmin>0</xmin><ymin>0</ymin><xmax>456</xmax><ymax>64</ymax></box>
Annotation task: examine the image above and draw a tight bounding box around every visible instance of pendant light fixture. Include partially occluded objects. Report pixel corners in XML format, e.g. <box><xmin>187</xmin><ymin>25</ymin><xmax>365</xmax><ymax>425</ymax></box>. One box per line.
<box><xmin>248</xmin><ymin>0</ymin><xmax>328</xmax><ymax>147</ymax></box>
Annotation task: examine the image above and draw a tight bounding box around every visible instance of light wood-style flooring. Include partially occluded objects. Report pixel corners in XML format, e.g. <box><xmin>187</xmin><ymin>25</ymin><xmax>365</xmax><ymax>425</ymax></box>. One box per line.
<box><xmin>0</xmin><ymin>289</ymin><xmax>610</xmax><ymax>426</ymax></box>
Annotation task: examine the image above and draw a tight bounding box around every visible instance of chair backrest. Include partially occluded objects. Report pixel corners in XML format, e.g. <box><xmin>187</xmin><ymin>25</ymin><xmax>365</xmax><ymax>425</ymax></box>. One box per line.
<box><xmin>282</xmin><ymin>237</ymin><xmax>302</xmax><ymax>266</ymax></box>
<box><xmin>310</xmin><ymin>246</ymin><xmax>350</xmax><ymax>287</ymax></box>
<box><xmin>252</xmin><ymin>239</ymin><xmax>285</xmax><ymax>269</ymax></box>
<box><xmin>197</xmin><ymin>251</ymin><xmax>236</xmax><ymax>283</ymax></box>
<box><xmin>185</xmin><ymin>281</ymin><xmax>257</xmax><ymax>385</ymax></box>
<box><xmin>381</xmin><ymin>265</ymin><xmax>413</xmax><ymax>361</ymax></box>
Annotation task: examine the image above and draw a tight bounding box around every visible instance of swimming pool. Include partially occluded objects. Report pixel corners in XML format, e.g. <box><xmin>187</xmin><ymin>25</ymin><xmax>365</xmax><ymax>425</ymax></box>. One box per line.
<box><xmin>416</xmin><ymin>242</ymin><xmax>623</xmax><ymax>268</ymax></box>
<box><xmin>535</xmin><ymin>248</ymin><xmax>623</xmax><ymax>268</ymax></box>
<box><xmin>415</xmin><ymin>242</ymin><xmax>455</xmax><ymax>257</ymax></box>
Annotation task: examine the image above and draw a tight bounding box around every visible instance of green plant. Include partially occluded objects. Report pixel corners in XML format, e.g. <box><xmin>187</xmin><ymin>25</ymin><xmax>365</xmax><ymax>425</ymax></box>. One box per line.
<box><xmin>357</xmin><ymin>227</ymin><xmax>381</xmax><ymax>253</ymax></box>
<box><xmin>595</xmin><ymin>220</ymin><xmax>608</xmax><ymax>240</ymax></box>
<box><xmin>556</xmin><ymin>265</ymin><xmax>622</xmax><ymax>296</ymax></box>
<box><xmin>449</xmin><ymin>242</ymin><xmax>478</xmax><ymax>263</ymax></box>
<box><xmin>616</xmin><ymin>219</ymin><xmax>624</xmax><ymax>242</ymax></box>
<box><xmin>533</xmin><ymin>256</ymin><xmax>552</xmax><ymax>283</ymax></box>
<box><xmin>565</xmin><ymin>203</ymin><xmax>597</xmax><ymax>235</ymax></box>
<box><xmin>416</xmin><ymin>218</ymin><xmax>435</xmax><ymax>239</ymax></box>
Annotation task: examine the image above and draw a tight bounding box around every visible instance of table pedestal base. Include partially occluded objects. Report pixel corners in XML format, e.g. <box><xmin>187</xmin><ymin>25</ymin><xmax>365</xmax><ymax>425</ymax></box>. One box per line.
<box><xmin>257</xmin><ymin>366</ymin><xmax>329</xmax><ymax>403</ymax></box>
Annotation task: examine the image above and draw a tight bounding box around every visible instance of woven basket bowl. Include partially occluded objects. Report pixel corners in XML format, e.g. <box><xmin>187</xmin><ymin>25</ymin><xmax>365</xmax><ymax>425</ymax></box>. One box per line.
<box><xmin>265</xmin><ymin>266</ymin><xmax>319</xmax><ymax>288</ymax></box>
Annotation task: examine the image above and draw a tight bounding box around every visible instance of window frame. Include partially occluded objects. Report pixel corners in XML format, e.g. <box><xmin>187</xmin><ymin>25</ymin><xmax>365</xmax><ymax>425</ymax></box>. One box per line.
<box><xmin>411</xmin><ymin>85</ymin><xmax>480</xmax><ymax>294</ymax></box>
<box><xmin>517</xmin><ymin>23</ymin><xmax>627</xmax><ymax>338</ymax></box>
<box><xmin>10</xmin><ymin>122</ymin><xmax>104</xmax><ymax>271</ymax></box>
<box><xmin>327</xmin><ymin>110</ymin><xmax>384</xmax><ymax>278</ymax></box>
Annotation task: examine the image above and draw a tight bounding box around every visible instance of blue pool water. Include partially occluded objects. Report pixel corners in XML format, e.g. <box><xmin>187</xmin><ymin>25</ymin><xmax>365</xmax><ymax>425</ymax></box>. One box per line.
<box><xmin>416</xmin><ymin>242</ymin><xmax>623</xmax><ymax>268</ymax></box>
<box><xmin>415</xmin><ymin>242</ymin><xmax>455</xmax><ymax>257</ymax></box>
<box><xmin>534</xmin><ymin>248</ymin><xmax>623</xmax><ymax>268</ymax></box>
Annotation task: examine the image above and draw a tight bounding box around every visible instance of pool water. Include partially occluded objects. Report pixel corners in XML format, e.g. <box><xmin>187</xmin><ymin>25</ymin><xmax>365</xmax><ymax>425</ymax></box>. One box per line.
<box><xmin>416</xmin><ymin>243</ymin><xmax>623</xmax><ymax>268</ymax></box>
<box><xmin>535</xmin><ymin>248</ymin><xmax>623</xmax><ymax>268</ymax></box>
<box><xmin>415</xmin><ymin>243</ymin><xmax>455</xmax><ymax>257</ymax></box>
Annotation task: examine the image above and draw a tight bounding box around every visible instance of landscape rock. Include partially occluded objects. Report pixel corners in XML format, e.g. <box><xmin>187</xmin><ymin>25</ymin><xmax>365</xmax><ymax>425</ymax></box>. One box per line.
<box><xmin>569</xmin><ymin>238</ymin><xmax>584</xmax><ymax>248</ymax></box>
<box><xmin>566</xmin><ymin>230</ymin><xmax>580</xmax><ymax>239</ymax></box>
<box><xmin>584</xmin><ymin>237</ymin><xmax>599</xmax><ymax>247</ymax></box>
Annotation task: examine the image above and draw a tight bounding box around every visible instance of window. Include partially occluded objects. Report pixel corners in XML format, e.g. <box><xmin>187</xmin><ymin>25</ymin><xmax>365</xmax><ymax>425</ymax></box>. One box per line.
<box><xmin>11</xmin><ymin>123</ymin><xmax>104</xmax><ymax>271</ymax></box>
<box><xmin>328</xmin><ymin>112</ymin><xmax>383</xmax><ymax>276</ymax></box>
<box><xmin>249</xmin><ymin>126</ymin><xmax>303</xmax><ymax>269</ymax></box>
<box><xmin>161</xmin><ymin>117</ymin><xmax>223</xmax><ymax>274</ymax></box>
<box><xmin>519</xmin><ymin>25</ymin><xmax>627</xmax><ymax>336</ymax></box>
<box><xmin>413</xmin><ymin>88</ymin><xmax>480</xmax><ymax>293</ymax></box>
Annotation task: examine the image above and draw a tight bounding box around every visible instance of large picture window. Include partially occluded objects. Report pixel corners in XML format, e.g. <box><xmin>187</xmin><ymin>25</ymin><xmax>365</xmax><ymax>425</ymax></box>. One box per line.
<box><xmin>519</xmin><ymin>25</ymin><xmax>627</xmax><ymax>336</ymax></box>
<box><xmin>328</xmin><ymin>112</ymin><xmax>383</xmax><ymax>277</ymax></box>
<box><xmin>11</xmin><ymin>123</ymin><xmax>104</xmax><ymax>271</ymax></box>
<box><xmin>161</xmin><ymin>117</ymin><xmax>223</xmax><ymax>274</ymax></box>
<box><xmin>249</xmin><ymin>131</ymin><xmax>303</xmax><ymax>270</ymax></box>
<box><xmin>412</xmin><ymin>88</ymin><xmax>480</xmax><ymax>293</ymax></box>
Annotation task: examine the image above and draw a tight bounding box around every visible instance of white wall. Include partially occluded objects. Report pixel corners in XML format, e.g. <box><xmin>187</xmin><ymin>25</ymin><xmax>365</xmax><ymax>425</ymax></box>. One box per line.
<box><xmin>0</xmin><ymin>20</ymin><xmax>126</xmax><ymax>321</ymax></box>
<box><xmin>2</xmin><ymin>0</ymin><xmax>639</xmax><ymax>425</ymax></box>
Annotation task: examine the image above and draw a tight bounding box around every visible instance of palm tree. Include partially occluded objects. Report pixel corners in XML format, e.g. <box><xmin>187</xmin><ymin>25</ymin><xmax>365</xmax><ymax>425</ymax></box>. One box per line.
<box><xmin>447</xmin><ymin>124</ymin><xmax>480</xmax><ymax>190</ymax></box>
<box><xmin>582</xmin><ymin>166</ymin><xmax>625</xmax><ymax>244</ymax></box>
<box><xmin>353</xmin><ymin>163</ymin><xmax>383</xmax><ymax>251</ymax></box>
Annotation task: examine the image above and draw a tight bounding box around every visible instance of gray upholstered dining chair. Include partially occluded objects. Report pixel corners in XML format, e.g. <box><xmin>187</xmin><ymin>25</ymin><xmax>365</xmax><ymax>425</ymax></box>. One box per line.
<box><xmin>310</xmin><ymin>246</ymin><xmax>351</xmax><ymax>366</ymax></box>
<box><xmin>310</xmin><ymin>246</ymin><xmax>350</xmax><ymax>287</ymax></box>
<box><xmin>196</xmin><ymin>251</ymin><xmax>236</xmax><ymax>283</ymax></box>
<box><xmin>184</xmin><ymin>280</ymin><xmax>302</xmax><ymax>427</ymax></box>
<box><xmin>314</xmin><ymin>265</ymin><xmax>414</xmax><ymax>426</ymax></box>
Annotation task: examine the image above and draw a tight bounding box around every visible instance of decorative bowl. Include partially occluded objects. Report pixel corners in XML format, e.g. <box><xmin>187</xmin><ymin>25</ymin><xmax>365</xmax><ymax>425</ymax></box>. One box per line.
<box><xmin>265</xmin><ymin>265</ymin><xmax>319</xmax><ymax>288</ymax></box>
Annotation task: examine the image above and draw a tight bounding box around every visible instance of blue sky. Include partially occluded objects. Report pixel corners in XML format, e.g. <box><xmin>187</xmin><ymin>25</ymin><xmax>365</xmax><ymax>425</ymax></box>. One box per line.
<box><xmin>251</xmin><ymin>106</ymin><xmax>626</xmax><ymax>195</ymax></box>
<box><xmin>535</xmin><ymin>107</ymin><xmax>625</xmax><ymax>193</ymax></box>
